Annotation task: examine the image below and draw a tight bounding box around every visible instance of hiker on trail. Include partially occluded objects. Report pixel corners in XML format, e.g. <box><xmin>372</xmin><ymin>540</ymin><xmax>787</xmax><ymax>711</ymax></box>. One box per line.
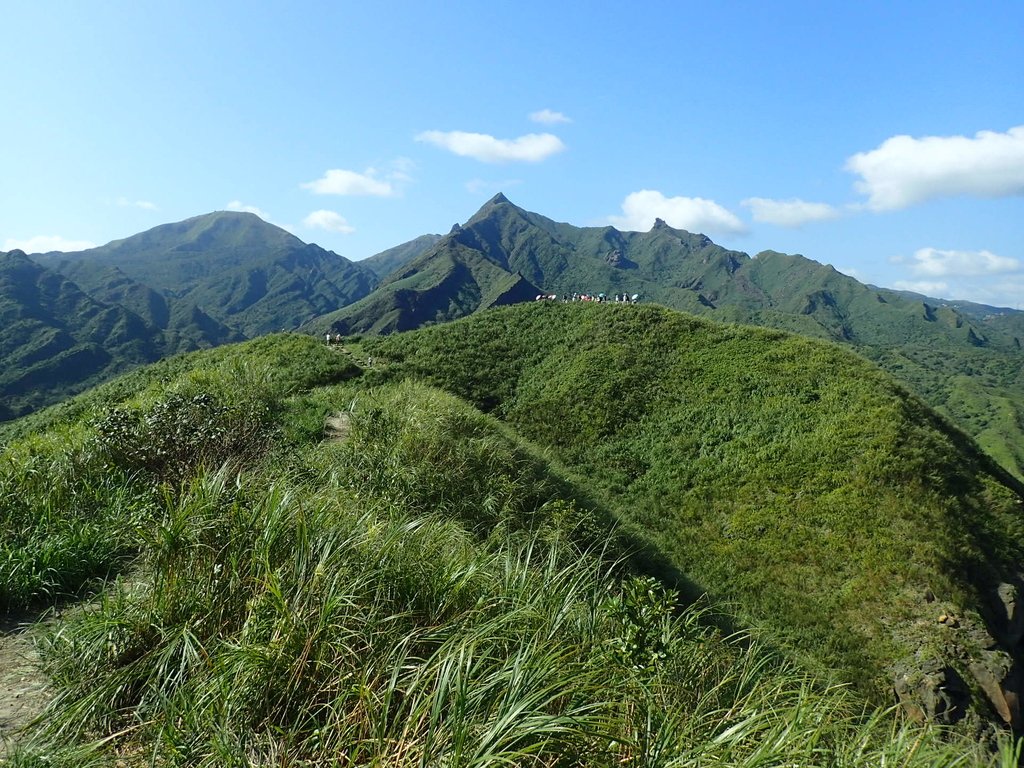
<box><xmin>325</xmin><ymin>332</ymin><xmax>331</xmax><ymax>345</ymax></box>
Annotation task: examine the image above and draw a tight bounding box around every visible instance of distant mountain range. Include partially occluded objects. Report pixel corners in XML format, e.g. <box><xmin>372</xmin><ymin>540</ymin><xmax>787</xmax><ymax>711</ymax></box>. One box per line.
<box><xmin>313</xmin><ymin>193</ymin><xmax>1024</xmax><ymax>479</ymax></box>
<box><xmin>2</xmin><ymin>196</ymin><xmax>1022</xmax><ymax>478</ymax></box>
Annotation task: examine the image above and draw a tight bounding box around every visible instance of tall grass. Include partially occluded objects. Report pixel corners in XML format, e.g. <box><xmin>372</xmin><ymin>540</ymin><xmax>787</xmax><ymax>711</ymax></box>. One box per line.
<box><xmin>12</xmin><ymin>467</ymin><xmax>1002</xmax><ymax>766</ymax></box>
<box><xmin>0</xmin><ymin>357</ymin><xmax>285</xmax><ymax>612</ymax></box>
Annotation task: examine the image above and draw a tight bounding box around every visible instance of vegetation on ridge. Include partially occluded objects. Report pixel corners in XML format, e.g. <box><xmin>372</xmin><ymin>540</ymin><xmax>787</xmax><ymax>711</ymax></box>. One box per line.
<box><xmin>331</xmin><ymin>194</ymin><xmax>1024</xmax><ymax>482</ymax></box>
<box><xmin>2</xmin><ymin>329</ymin><xmax>1016</xmax><ymax>764</ymax></box>
<box><xmin>361</xmin><ymin>302</ymin><xmax>1024</xmax><ymax>721</ymax></box>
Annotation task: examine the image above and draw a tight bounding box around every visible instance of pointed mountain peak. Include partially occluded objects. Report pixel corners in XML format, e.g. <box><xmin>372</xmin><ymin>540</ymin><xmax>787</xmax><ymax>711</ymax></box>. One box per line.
<box><xmin>466</xmin><ymin>192</ymin><xmax>528</xmax><ymax>227</ymax></box>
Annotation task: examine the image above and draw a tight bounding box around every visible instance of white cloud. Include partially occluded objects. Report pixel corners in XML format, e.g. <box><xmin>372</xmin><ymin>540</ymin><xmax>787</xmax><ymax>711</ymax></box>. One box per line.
<box><xmin>415</xmin><ymin>130</ymin><xmax>566</xmax><ymax>163</ymax></box>
<box><xmin>906</xmin><ymin>247</ymin><xmax>1019</xmax><ymax>278</ymax></box>
<box><xmin>741</xmin><ymin>197</ymin><xmax>840</xmax><ymax>227</ymax></box>
<box><xmin>529</xmin><ymin>109</ymin><xmax>571</xmax><ymax>125</ymax></box>
<box><xmin>388</xmin><ymin>157</ymin><xmax>415</xmax><ymax>184</ymax></box>
<box><xmin>892</xmin><ymin>280</ymin><xmax>950</xmax><ymax>296</ymax></box>
<box><xmin>303</xmin><ymin>209</ymin><xmax>355</xmax><ymax>234</ymax></box>
<box><xmin>957</xmin><ymin>278</ymin><xmax>1024</xmax><ymax>308</ymax></box>
<box><xmin>226</xmin><ymin>201</ymin><xmax>271</xmax><ymax>219</ymax></box>
<box><xmin>116</xmin><ymin>197</ymin><xmax>157</xmax><ymax>211</ymax></box>
<box><xmin>845</xmin><ymin>125</ymin><xmax>1024</xmax><ymax>210</ymax></box>
<box><xmin>892</xmin><ymin>277</ymin><xmax>1024</xmax><ymax>308</ymax></box>
<box><xmin>3</xmin><ymin>235</ymin><xmax>96</xmax><ymax>253</ymax></box>
<box><xmin>302</xmin><ymin>169</ymin><xmax>394</xmax><ymax>196</ymax></box>
<box><xmin>608</xmin><ymin>190</ymin><xmax>747</xmax><ymax>236</ymax></box>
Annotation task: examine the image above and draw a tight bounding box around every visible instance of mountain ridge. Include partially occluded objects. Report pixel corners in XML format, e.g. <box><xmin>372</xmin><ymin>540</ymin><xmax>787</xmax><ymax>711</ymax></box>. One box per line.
<box><xmin>4</xmin><ymin>200</ymin><xmax>1023</xmax><ymax>481</ymax></box>
<box><xmin>312</xmin><ymin>194</ymin><xmax>1024</xmax><ymax>479</ymax></box>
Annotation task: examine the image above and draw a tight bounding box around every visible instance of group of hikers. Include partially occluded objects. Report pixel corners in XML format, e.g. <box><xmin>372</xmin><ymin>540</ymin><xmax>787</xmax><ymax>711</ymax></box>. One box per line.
<box><xmin>535</xmin><ymin>292</ymin><xmax>641</xmax><ymax>303</ymax></box>
<box><xmin>324</xmin><ymin>290</ymin><xmax>642</xmax><ymax>346</ymax></box>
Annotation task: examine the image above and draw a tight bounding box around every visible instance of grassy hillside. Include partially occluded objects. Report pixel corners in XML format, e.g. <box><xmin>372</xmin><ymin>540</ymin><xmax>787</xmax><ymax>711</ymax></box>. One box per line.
<box><xmin>38</xmin><ymin>212</ymin><xmax>378</xmax><ymax>338</ymax></box>
<box><xmin>358</xmin><ymin>232</ymin><xmax>442</xmax><ymax>278</ymax></box>
<box><xmin>311</xmin><ymin>238</ymin><xmax>542</xmax><ymax>336</ymax></box>
<box><xmin>327</xmin><ymin>194</ymin><xmax>1024</xmax><ymax>482</ymax></box>
<box><xmin>1</xmin><ymin>330</ymin><xmax>1014</xmax><ymax>764</ymax></box>
<box><xmin>361</xmin><ymin>301</ymin><xmax>1024</xmax><ymax>731</ymax></box>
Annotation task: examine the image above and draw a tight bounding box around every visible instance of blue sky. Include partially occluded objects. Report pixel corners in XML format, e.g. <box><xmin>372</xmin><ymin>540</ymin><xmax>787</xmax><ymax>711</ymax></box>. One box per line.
<box><xmin>3</xmin><ymin>1</ymin><xmax>1022</xmax><ymax>307</ymax></box>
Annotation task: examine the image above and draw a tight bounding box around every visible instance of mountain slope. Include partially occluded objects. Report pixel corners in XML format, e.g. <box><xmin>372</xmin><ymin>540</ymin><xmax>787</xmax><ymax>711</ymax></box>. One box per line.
<box><xmin>358</xmin><ymin>233</ymin><xmax>442</xmax><ymax>278</ymax></box>
<box><xmin>1</xmin><ymin>330</ymin><xmax>1002</xmax><ymax>764</ymax></box>
<box><xmin>46</xmin><ymin>258</ymin><xmax>242</xmax><ymax>349</ymax></box>
<box><xmin>361</xmin><ymin>301</ymin><xmax>1024</xmax><ymax>733</ymax></box>
<box><xmin>0</xmin><ymin>251</ymin><xmax>164</xmax><ymax>419</ymax></box>
<box><xmin>2</xmin><ymin>212</ymin><xmax>380</xmax><ymax>420</ymax></box>
<box><xmin>310</xmin><ymin>230</ymin><xmax>542</xmax><ymax>335</ymax></box>
<box><xmin>319</xmin><ymin>193</ymin><xmax>1024</xmax><ymax>480</ymax></box>
<box><xmin>36</xmin><ymin>212</ymin><xmax>378</xmax><ymax>337</ymax></box>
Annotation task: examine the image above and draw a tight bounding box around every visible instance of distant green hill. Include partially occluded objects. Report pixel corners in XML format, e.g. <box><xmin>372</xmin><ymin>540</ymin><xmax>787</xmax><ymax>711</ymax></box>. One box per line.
<box><xmin>358</xmin><ymin>232</ymin><xmax>442</xmax><ymax>278</ymax></box>
<box><xmin>0</xmin><ymin>250</ymin><xmax>168</xmax><ymax>419</ymax></box>
<box><xmin>37</xmin><ymin>211</ymin><xmax>377</xmax><ymax>337</ymax></box>
<box><xmin>2</xmin><ymin>212</ymin><xmax>382</xmax><ymax>419</ymax></box>
<box><xmin>310</xmin><ymin>226</ymin><xmax>544</xmax><ymax>335</ymax></box>
<box><xmin>316</xmin><ymin>193</ymin><xmax>1024</xmax><ymax>480</ymax></box>
<box><xmin>361</xmin><ymin>301</ymin><xmax>1024</xmax><ymax>733</ymax></box>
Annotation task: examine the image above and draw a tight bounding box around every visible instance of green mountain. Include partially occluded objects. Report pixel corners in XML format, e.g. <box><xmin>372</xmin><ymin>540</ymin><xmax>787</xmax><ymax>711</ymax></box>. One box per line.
<box><xmin>38</xmin><ymin>211</ymin><xmax>377</xmax><ymax>337</ymax></box>
<box><xmin>3</xmin><ymin>306</ymin><xmax>1023</xmax><ymax>762</ymax></box>
<box><xmin>47</xmin><ymin>259</ymin><xmax>242</xmax><ymax>349</ymax></box>
<box><xmin>358</xmin><ymin>232</ymin><xmax>442</xmax><ymax>278</ymax></box>
<box><xmin>314</xmin><ymin>193</ymin><xmax>1024</xmax><ymax>479</ymax></box>
<box><xmin>0</xmin><ymin>250</ymin><xmax>165</xmax><ymax>420</ymax></box>
<box><xmin>1</xmin><ymin>212</ymin><xmax>384</xmax><ymax>420</ymax></box>
<box><xmin>311</xmin><ymin>222</ymin><xmax>543</xmax><ymax>335</ymax></box>
<box><xmin>362</xmin><ymin>303</ymin><xmax>1024</xmax><ymax>732</ymax></box>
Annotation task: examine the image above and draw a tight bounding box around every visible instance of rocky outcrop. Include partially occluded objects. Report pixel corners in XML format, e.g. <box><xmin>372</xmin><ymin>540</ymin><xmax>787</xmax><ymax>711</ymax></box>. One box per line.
<box><xmin>893</xmin><ymin>579</ymin><xmax>1024</xmax><ymax>737</ymax></box>
<box><xmin>894</xmin><ymin>660</ymin><xmax>970</xmax><ymax>725</ymax></box>
<box><xmin>604</xmin><ymin>249</ymin><xmax>637</xmax><ymax>270</ymax></box>
<box><xmin>996</xmin><ymin>581</ymin><xmax>1024</xmax><ymax>646</ymax></box>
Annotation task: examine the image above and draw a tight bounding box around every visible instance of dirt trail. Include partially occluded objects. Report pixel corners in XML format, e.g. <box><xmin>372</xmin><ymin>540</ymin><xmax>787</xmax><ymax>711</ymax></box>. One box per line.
<box><xmin>0</xmin><ymin>611</ymin><xmax>53</xmax><ymax>756</ymax></box>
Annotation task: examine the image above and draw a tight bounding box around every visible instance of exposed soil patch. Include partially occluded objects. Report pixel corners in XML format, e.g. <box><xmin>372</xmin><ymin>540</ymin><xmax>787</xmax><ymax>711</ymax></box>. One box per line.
<box><xmin>0</xmin><ymin>610</ymin><xmax>53</xmax><ymax>756</ymax></box>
